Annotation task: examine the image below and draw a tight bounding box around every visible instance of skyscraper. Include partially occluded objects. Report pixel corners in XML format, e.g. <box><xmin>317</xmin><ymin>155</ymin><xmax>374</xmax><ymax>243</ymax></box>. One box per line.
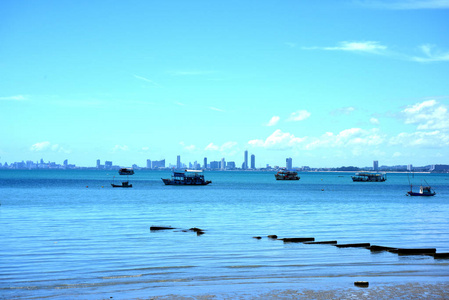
<box><xmin>244</xmin><ymin>150</ymin><xmax>248</xmax><ymax>170</ymax></box>
<box><xmin>221</xmin><ymin>158</ymin><xmax>226</xmax><ymax>170</ymax></box>
<box><xmin>203</xmin><ymin>157</ymin><xmax>207</xmax><ymax>169</ymax></box>
<box><xmin>286</xmin><ymin>157</ymin><xmax>293</xmax><ymax>170</ymax></box>
<box><xmin>96</xmin><ymin>159</ymin><xmax>100</xmax><ymax>168</ymax></box>
<box><xmin>251</xmin><ymin>154</ymin><xmax>255</xmax><ymax>169</ymax></box>
<box><xmin>373</xmin><ymin>160</ymin><xmax>379</xmax><ymax>171</ymax></box>
<box><xmin>177</xmin><ymin>155</ymin><xmax>181</xmax><ymax>169</ymax></box>
<box><xmin>146</xmin><ymin>159</ymin><xmax>151</xmax><ymax>168</ymax></box>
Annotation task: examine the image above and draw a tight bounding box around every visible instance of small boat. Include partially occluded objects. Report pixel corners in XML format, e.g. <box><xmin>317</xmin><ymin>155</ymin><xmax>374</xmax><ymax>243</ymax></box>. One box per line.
<box><xmin>351</xmin><ymin>172</ymin><xmax>386</xmax><ymax>182</ymax></box>
<box><xmin>275</xmin><ymin>170</ymin><xmax>300</xmax><ymax>180</ymax></box>
<box><xmin>407</xmin><ymin>185</ymin><xmax>436</xmax><ymax>196</ymax></box>
<box><xmin>162</xmin><ymin>170</ymin><xmax>212</xmax><ymax>185</ymax></box>
<box><xmin>111</xmin><ymin>181</ymin><xmax>133</xmax><ymax>188</ymax></box>
<box><xmin>119</xmin><ymin>168</ymin><xmax>134</xmax><ymax>175</ymax></box>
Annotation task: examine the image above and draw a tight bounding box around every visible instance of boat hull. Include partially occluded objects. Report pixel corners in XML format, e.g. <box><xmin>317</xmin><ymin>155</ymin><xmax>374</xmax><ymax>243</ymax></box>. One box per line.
<box><xmin>162</xmin><ymin>178</ymin><xmax>211</xmax><ymax>185</ymax></box>
<box><xmin>407</xmin><ymin>191</ymin><xmax>435</xmax><ymax>196</ymax></box>
<box><xmin>111</xmin><ymin>184</ymin><xmax>133</xmax><ymax>188</ymax></box>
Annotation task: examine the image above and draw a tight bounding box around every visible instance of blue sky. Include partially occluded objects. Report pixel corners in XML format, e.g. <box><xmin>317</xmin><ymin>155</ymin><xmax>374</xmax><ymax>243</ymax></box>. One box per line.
<box><xmin>1</xmin><ymin>0</ymin><xmax>449</xmax><ymax>168</ymax></box>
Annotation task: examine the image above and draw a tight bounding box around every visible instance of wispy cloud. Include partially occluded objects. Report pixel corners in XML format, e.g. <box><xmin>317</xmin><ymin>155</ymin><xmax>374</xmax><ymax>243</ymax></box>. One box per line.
<box><xmin>0</xmin><ymin>95</ymin><xmax>27</xmax><ymax>101</ymax></box>
<box><xmin>288</xmin><ymin>110</ymin><xmax>311</xmax><ymax>121</ymax></box>
<box><xmin>303</xmin><ymin>41</ymin><xmax>387</xmax><ymax>54</ymax></box>
<box><xmin>168</xmin><ymin>70</ymin><xmax>215</xmax><ymax>76</ymax></box>
<box><xmin>370</xmin><ymin>117</ymin><xmax>380</xmax><ymax>125</ymax></box>
<box><xmin>356</xmin><ymin>0</ymin><xmax>449</xmax><ymax>10</ymax></box>
<box><xmin>205</xmin><ymin>141</ymin><xmax>239</xmax><ymax>156</ymax></box>
<box><xmin>112</xmin><ymin>145</ymin><xmax>129</xmax><ymax>152</ymax></box>
<box><xmin>210</xmin><ymin>107</ymin><xmax>225</xmax><ymax>112</ymax></box>
<box><xmin>180</xmin><ymin>141</ymin><xmax>196</xmax><ymax>152</ymax></box>
<box><xmin>390</xmin><ymin>130</ymin><xmax>449</xmax><ymax>147</ymax></box>
<box><xmin>331</xmin><ymin>107</ymin><xmax>355</xmax><ymax>115</ymax></box>
<box><xmin>30</xmin><ymin>141</ymin><xmax>71</xmax><ymax>153</ymax></box>
<box><xmin>134</xmin><ymin>75</ymin><xmax>160</xmax><ymax>86</ymax></box>
<box><xmin>411</xmin><ymin>44</ymin><xmax>449</xmax><ymax>62</ymax></box>
<box><xmin>267</xmin><ymin>116</ymin><xmax>280</xmax><ymax>126</ymax></box>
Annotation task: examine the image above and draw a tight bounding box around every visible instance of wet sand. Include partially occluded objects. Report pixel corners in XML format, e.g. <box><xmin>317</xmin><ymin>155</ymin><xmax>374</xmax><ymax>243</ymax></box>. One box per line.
<box><xmin>147</xmin><ymin>282</ymin><xmax>449</xmax><ymax>299</ymax></box>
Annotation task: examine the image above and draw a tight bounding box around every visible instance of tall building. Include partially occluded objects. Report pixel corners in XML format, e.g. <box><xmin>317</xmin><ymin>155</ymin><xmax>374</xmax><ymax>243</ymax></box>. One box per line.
<box><xmin>286</xmin><ymin>157</ymin><xmax>293</xmax><ymax>170</ymax></box>
<box><xmin>221</xmin><ymin>158</ymin><xmax>226</xmax><ymax>170</ymax></box>
<box><xmin>244</xmin><ymin>150</ymin><xmax>248</xmax><ymax>169</ymax></box>
<box><xmin>373</xmin><ymin>160</ymin><xmax>379</xmax><ymax>171</ymax></box>
<box><xmin>96</xmin><ymin>159</ymin><xmax>100</xmax><ymax>168</ymax></box>
<box><xmin>210</xmin><ymin>161</ymin><xmax>220</xmax><ymax>169</ymax></box>
<box><xmin>251</xmin><ymin>154</ymin><xmax>255</xmax><ymax>169</ymax></box>
<box><xmin>146</xmin><ymin>159</ymin><xmax>151</xmax><ymax>168</ymax></box>
<box><xmin>203</xmin><ymin>157</ymin><xmax>207</xmax><ymax>169</ymax></box>
<box><xmin>105</xmin><ymin>161</ymin><xmax>113</xmax><ymax>169</ymax></box>
<box><xmin>177</xmin><ymin>155</ymin><xmax>181</xmax><ymax>169</ymax></box>
<box><xmin>152</xmin><ymin>159</ymin><xmax>165</xmax><ymax>169</ymax></box>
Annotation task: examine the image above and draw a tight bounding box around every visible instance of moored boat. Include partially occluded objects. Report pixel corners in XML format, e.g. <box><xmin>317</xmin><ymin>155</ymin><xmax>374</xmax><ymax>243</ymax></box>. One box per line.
<box><xmin>162</xmin><ymin>170</ymin><xmax>212</xmax><ymax>185</ymax></box>
<box><xmin>111</xmin><ymin>181</ymin><xmax>133</xmax><ymax>188</ymax></box>
<box><xmin>351</xmin><ymin>172</ymin><xmax>386</xmax><ymax>182</ymax></box>
<box><xmin>275</xmin><ymin>170</ymin><xmax>300</xmax><ymax>180</ymax></box>
<box><xmin>119</xmin><ymin>168</ymin><xmax>134</xmax><ymax>175</ymax></box>
<box><xmin>407</xmin><ymin>185</ymin><xmax>436</xmax><ymax>196</ymax></box>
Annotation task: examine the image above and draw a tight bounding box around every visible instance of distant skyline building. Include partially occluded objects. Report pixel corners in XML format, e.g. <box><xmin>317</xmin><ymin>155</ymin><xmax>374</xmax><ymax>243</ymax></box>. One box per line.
<box><xmin>96</xmin><ymin>159</ymin><xmax>100</xmax><ymax>168</ymax></box>
<box><xmin>203</xmin><ymin>157</ymin><xmax>207</xmax><ymax>169</ymax></box>
<box><xmin>227</xmin><ymin>161</ymin><xmax>236</xmax><ymax>169</ymax></box>
<box><xmin>221</xmin><ymin>158</ymin><xmax>226</xmax><ymax>170</ymax></box>
<box><xmin>146</xmin><ymin>159</ymin><xmax>151</xmax><ymax>168</ymax></box>
<box><xmin>244</xmin><ymin>150</ymin><xmax>248</xmax><ymax>170</ymax></box>
<box><xmin>251</xmin><ymin>154</ymin><xmax>255</xmax><ymax>169</ymax></box>
<box><xmin>373</xmin><ymin>160</ymin><xmax>379</xmax><ymax>171</ymax></box>
<box><xmin>210</xmin><ymin>161</ymin><xmax>220</xmax><ymax>169</ymax></box>
<box><xmin>407</xmin><ymin>164</ymin><xmax>413</xmax><ymax>171</ymax></box>
<box><xmin>286</xmin><ymin>157</ymin><xmax>292</xmax><ymax>170</ymax></box>
<box><xmin>177</xmin><ymin>155</ymin><xmax>181</xmax><ymax>169</ymax></box>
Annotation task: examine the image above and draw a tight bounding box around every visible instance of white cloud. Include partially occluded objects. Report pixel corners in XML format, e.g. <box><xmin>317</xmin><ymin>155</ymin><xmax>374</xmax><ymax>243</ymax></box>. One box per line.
<box><xmin>248</xmin><ymin>129</ymin><xmax>307</xmax><ymax>150</ymax></box>
<box><xmin>390</xmin><ymin>130</ymin><xmax>449</xmax><ymax>147</ymax></box>
<box><xmin>288</xmin><ymin>110</ymin><xmax>311</xmax><ymax>121</ymax></box>
<box><xmin>402</xmin><ymin>100</ymin><xmax>449</xmax><ymax>130</ymax></box>
<box><xmin>205</xmin><ymin>143</ymin><xmax>219</xmax><ymax>151</ymax></box>
<box><xmin>30</xmin><ymin>141</ymin><xmax>51</xmax><ymax>151</ymax></box>
<box><xmin>180</xmin><ymin>141</ymin><xmax>196</xmax><ymax>152</ymax></box>
<box><xmin>112</xmin><ymin>145</ymin><xmax>129</xmax><ymax>152</ymax></box>
<box><xmin>370</xmin><ymin>117</ymin><xmax>380</xmax><ymax>125</ymax></box>
<box><xmin>267</xmin><ymin>116</ymin><xmax>280</xmax><ymax>126</ymax></box>
<box><xmin>357</xmin><ymin>0</ymin><xmax>449</xmax><ymax>10</ymax></box>
<box><xmin>249</xmin><ymin>128</ymin><xmax>384</xmax><ymax>151</ymax></box>
<box><xmin>0</xmin><ymin>95</ymin><xmax>27</xmax><ymax>101</ymax></box>
<box><xmin>30</xmin><ymin>141</ymin><xmax>71</xmax><ymax>153</ymax></box>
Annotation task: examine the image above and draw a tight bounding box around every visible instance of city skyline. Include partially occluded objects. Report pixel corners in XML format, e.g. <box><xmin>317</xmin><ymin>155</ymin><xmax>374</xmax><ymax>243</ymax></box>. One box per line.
<box><xmin>2</xmin><ymin>1</ymin><xmax>448</xmax><ymax>167</ymax></box>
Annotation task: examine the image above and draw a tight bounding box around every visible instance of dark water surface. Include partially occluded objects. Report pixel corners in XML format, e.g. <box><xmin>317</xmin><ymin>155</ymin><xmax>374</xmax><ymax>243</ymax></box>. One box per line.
<box><xmin>1</xmin><ymin>170</ymin><xmax>448</xmax><ymax>299</ymax></box>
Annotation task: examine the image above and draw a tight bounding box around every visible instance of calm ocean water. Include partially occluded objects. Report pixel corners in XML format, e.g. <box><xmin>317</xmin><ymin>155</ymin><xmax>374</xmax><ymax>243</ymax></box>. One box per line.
<box><xmin>1</xmin><ymin>170</ymin><xmax>448</xmax><ymax>299</ymax></box>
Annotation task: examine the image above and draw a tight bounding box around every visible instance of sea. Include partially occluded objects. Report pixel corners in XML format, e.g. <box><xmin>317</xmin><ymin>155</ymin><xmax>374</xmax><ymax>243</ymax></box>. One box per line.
<box><xmin>1</xmin><ymin>170</ymin><xmax>448</xmax><ymax>299</ymax></box>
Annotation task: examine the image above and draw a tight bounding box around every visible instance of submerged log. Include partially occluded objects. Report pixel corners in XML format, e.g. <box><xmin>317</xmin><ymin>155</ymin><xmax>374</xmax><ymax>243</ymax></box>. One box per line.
<box><xmin>280</xmin><ymin>237</ymin><xmax>315</xmax><ymax>243</ymax></box>
<box><xmin>304</xmin><ymin>240</ymin><xmax>337</xmax><ymax>245</ymax></box>
<box><xmin>433</xmin><ymin>253</ymin><xmax>449</xmax><ymax>259</ymax></box>
<box><xmin>150</xmin><ymin>226</ymin><xmax>176</xmax><ymax>231</ymax></box>
<box><xmin>397</xmin><ymin>248</ymin><xmax>436</xmax><ymax>255</ymax></box>
<box><xmin>369</xmin><ymin>245</ymin><xmax>398</xmax><ymax>252</ymax></box>
<box><xmin>335</xmin><ymin>243</ymin><xmax>370</xmax><ymax>248</ymax></box>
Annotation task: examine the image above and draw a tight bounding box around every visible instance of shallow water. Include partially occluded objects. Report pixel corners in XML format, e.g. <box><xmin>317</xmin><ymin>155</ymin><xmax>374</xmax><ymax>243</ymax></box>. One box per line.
<box><xmin>1</xmin><ymin>170</ymin><xmax>448</xmax><ymax>299</ymax></box>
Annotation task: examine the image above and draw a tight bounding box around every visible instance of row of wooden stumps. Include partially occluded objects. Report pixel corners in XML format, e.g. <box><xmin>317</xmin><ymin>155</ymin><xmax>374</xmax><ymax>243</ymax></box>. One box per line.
<box><xmin>253</xmin><ymin>235</ymin><xmax>449</xmax><ymax>288</ymax></box>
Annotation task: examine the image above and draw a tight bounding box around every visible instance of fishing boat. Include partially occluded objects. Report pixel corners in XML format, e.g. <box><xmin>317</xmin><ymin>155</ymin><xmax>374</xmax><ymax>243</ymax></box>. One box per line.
<box><xmin>162</xmin><ymin>170</ymin><xmax>212</xmax><ymax>185</ymax></box>
<box><xmin>275</xmin><ymin>170</ymin><xmax>300</xmax><ymax>180</ymax></box>
<box><xmin>119</xmin><ymin>168</ymin><xmax>134</xmax><ymax>175</ymax></box>
<box><xmin>111</xmin><ymin>181</ymin><xmax>133</xmax><ymax>188</ymax></box>
<box><xmin>351</xmin><ymin>172</ymin><xmax>386</xmax><ymax>182</ymax></box>
<box><xmin>407</xmin><ymin>185</ymin><xmax>436</xmax><ymax>197</ymax></box>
